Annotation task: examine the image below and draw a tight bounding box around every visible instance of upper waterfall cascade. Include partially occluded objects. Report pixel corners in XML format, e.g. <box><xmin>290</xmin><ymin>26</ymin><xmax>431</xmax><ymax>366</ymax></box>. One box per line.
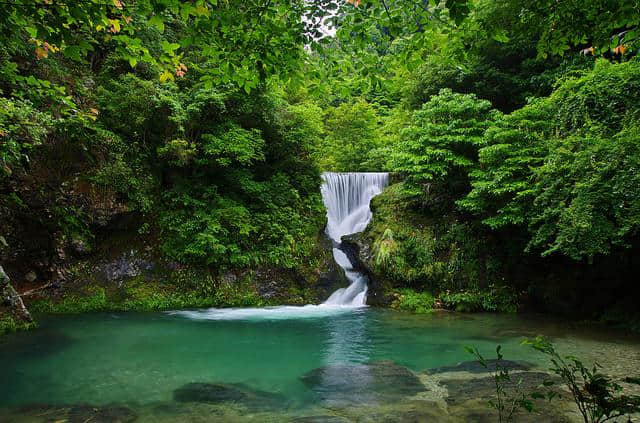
<box><xmin>321</xmin><ymin>172</ymin><xmax>389</xmax><ymax>306</ymax></box>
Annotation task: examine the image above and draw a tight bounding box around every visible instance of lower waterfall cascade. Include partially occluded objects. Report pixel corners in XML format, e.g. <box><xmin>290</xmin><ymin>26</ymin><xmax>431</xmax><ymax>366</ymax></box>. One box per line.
<box><xmin>321</xmin><ymin>172</ymin><xmax>389</xmax><ymax>306</ymax></box>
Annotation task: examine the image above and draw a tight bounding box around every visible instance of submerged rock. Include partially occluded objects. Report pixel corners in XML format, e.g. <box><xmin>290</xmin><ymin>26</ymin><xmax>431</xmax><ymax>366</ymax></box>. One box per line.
<box><xmin>335</xmin><ymin>399</ymin><xmax>451</xmax><ymax>423</ymax></box>
<box><xmin>425</xmin><ymin>359</ymin><xmax>531</xmax><ymax>375</ymax></box>
<box><xmin>440</xmin><ymin>371</ymin><xmax>553</xmax><ymax>404</ymax></box>
<box><xmin>68</xmin><ymin>404</ymin><xmax>137</xmax><ymax>423</ymax></box>
<box><xmin>174</xmin><ymin>383</ymin><xmax>247</xmax><ymax>404</ymax></box>
<box><xmin>300</xmin><ymin>361</ymin><xmax>426</xmax><ymax>406</ymax></box>
<box><xmin>173</xmin><ymin>382</ymin><xmax>285</xmax><ymax>411</ymax></box>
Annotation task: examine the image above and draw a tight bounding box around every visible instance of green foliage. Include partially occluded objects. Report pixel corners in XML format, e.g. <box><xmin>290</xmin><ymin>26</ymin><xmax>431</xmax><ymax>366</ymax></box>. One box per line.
<box><xmin>365</xmin><ymin>183</ymin><xmax>488</xmax><ymax>292</ymax></box>
<box><xmin>154</xmin><ymin>88</ymin><xmax>325</xmax><ymax>269</ymax></box>
<box><xmin>0</xmin><ymin>0</ymin><xmax>338</xmax><ymax>95</ymax></box>
<box><xmin>29</xmin><ymin>272</ymin><xmax>267</xmax><ymax>314</ymax></box>
<box><xmin>374</xmin><ymin>228</ymin><xmax>397</xmax><ymax>268</ymax></box>
<box><xmin>525</xmin><ymin>336</ymin><xmax>640</xmax><ymax>422</ymax></box>
<box><xmin>394</xmin><ymin>89</ymin><xmax>499</xmax><ymax>206</ymax></box>
<box><xmin>528</xmin><ymin>129</ymin><xmax>640</xmax><ymax>259</ymax></box>
<box><xmin>0</xmin><ymin>98</ymin><xmax>52</xmax><ymax>178</ymax></box>
<box><xmin>31</xmin><ymin>286</ymin><xmax>109</xmax><ymax>314</ymax></box>
<box><xmin>440</xmin><ymin>286</ymin><xmax>519</xmax><ymax>313</ymax></box>
<box><xmin>0</xmin><ymin>314</ymin><xmax>37</xmax><ymax>336</ymax></box>
<box><xmin>515</xmin><ymin>1</ymin><xmax>640</xmax><ymax>58</ymax></box>
<box><xmin>463</xmin><ymin>60</ymin><xmax>640</xmax><ymax>260</ymax></box>
<box><xmin>465</xmin><ymin>345</ymin><xmax>536</xmax><ymax>422</ymax></box>
<box><xmin>390</xmin><ymin>289</ymin><xmax>436</xmax><ymax>313</ymax></box>
<box><xmin>318</xmin><ymin>100</ymin><xmax>382</xmax><ymax>171</ymax></box>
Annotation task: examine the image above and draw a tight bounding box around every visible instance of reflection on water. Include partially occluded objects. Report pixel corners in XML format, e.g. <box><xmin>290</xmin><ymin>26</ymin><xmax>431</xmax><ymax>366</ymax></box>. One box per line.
<box><xmin>323</xmin><ymin>307</ymin><xmax>371</xmax><ymax>365</ymax></box>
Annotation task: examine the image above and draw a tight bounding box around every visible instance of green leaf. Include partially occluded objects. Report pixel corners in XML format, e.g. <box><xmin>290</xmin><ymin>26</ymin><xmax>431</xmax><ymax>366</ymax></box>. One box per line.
<box><xmin>161</xmin><ymin>41</ymin><xmax>180</xmax><ymax>55</ymax></box>
<box><xmin>25</xmin><ymin>26</ymin><xmax>37</xmax><ymax>38</ymax></box>
<box><xmin>149</xmin><ymin>15</ymin><xmax>165</xmax><ymax>32</ymax></box>
<box><xmin>159</xmin><ymin>69</ymin><xmax>174</xmax><ymax>82</ymax></box>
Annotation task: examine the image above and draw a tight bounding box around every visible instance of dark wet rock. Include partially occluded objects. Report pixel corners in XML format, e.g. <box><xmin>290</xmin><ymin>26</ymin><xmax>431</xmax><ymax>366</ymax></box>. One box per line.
<box><xmin>68</xmin><ymin>404</ymin><xmax>137</xmax><ymax>423</ymax></box>
<box><xmin>300</xmin><ymin>361</ymin><xmax>425</xmax><ymax>406</ymax></box>
<box><xmin>173</xmin><ymin>382</ymin><xmax>285</xmax><ymax>411</ymax></box>
<box><xmin>24</xmin><ymin>270</ymin><xmax>37</xmax><ymax>283</ymax></box>
<box><xmin>313</xmin><ymin>236</ymin><xmax>348</xmax><ymax>303</ymax></box>
<box><xmin>70</xmin><ymin>236</ymin><xmax>92</xmax><ymax>256</ymax></box>
<box><xmin>441</xmin><ymin>371</ymin><xmax>556</xmax><ymax>404</ymax></box>
<box><xmin>222</xmin><ymin>270</ymin><xmax>237</xmax><ymax>284</ymax></box>
<box><xmin>17</xmin><ymin>403</ymin><xmax>65</xmax><ymax>414</ymax></box>
<box><xmin>257</xmin><ymin>278</ymin><xmax>281</xmax><ymax>299</ymax></box>
<box><xmin>441</xmin><ymin>372</ymin><xmax>571</xmax><ymax>422</ymax></box>
<box><xmin>425</xmin><ymin>359</ymin><xmax>532</xmax><ymax>375</ymax></box>
<box><xmin>99</xmin><ymin>250</ymin><xmax>155</xmax><ymax>283</ymax></box>
<box><xmin>174</xmin><ymin>383</ymin><xmax>247</xmax><ymax>404</ymax></box>
<box><xmin>340</xmin><ymin>234</ymin><xmax>391</xmax><ymax>306</ymax></box>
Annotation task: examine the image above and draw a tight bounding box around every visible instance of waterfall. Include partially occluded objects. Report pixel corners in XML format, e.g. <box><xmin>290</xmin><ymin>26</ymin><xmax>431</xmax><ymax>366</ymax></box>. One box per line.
<box><xmin>171</xmin><ymin>171</ymin><xmax>388</xmax><ymax>321</ymax></box>
<box><xmin>321</xmin><ymin>172</ymin><xmax>389</xmax><ymax>306</ymax></box>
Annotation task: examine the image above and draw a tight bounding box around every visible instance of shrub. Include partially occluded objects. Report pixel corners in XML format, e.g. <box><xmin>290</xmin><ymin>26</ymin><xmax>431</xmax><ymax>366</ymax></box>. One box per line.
<box><xmin>391</xmin><ymin>289</ymin><xmax>436</xmax><ymax>313</ymax></box>
<box><xmin>440</xmin><ymin>285</ymin><xmax>519</xmax><ymax>312</ymax></box>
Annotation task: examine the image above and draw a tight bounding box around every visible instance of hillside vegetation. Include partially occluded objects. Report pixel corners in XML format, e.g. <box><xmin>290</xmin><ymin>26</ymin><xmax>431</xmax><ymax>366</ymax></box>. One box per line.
<box><xmin>2</xmin><ymin>0</ymin><xmax>640</xmax><ymax>332</ymax></box>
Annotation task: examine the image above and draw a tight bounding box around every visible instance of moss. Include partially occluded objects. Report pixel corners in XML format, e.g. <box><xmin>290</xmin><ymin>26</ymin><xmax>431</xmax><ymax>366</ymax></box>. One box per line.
<box><xmin>390</xmin><ymin>289</ymin><xmax>436</xmax><ymax>313</ymax></box>
<box><xmin>28</xmin><ymin>269</ymin><xmax>267</xmax><ymax>314</ymax></box>
<box><xmin>0</xmin><ymin>314</ymin><xmax>37</xmax><ymax>336</ymax></box>
<box><xmin>363</xmin><ymin>182</ymin><xmax>487</xmax><ymax>293</ymax></box>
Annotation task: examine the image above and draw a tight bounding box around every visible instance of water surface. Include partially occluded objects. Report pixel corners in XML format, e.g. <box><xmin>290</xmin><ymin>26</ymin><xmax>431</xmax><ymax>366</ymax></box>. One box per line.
<box><xmin>2</xmin><ymin>308</ymin><xmax>639</xmax><ymax>421</ymax></box>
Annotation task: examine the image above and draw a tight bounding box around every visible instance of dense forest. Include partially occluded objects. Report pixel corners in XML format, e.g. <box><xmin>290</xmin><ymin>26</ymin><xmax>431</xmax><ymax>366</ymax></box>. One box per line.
<box><xmin>2</xmin><ymin>0</ymin><xmax>640</xmax><ymax>335</ymax></box>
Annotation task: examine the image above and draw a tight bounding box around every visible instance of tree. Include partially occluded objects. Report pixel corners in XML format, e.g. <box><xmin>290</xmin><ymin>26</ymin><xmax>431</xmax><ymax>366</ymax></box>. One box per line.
<box><xmin>394</xmin><ymin>88</ymin><xmax>499</xmax><ymax>207</ymax></box>
<box><xmin>319</xmin><ymin>99</ymin><xmax>381</xmax><ymax>171</ymax></box>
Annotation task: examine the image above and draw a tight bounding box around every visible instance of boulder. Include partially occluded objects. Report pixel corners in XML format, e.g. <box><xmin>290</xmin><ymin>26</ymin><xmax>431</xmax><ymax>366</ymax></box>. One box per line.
<box><xmin>300</xmin><ymin>361</ymin><xmax>426</xmax><ymax>406</ymax></box>
<box><xmin>425</xmin><ymin>359</ymin><xmax>532</xmax><ymax>375</ymax></box>
<box><xmin>173</xmin><ymin>382</ymin><xmax>285</xmax><ymax>411</ymax></box>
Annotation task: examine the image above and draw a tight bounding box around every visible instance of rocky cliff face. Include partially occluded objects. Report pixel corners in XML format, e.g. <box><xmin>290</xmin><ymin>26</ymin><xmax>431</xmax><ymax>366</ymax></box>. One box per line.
<box><xmin>1</xmin><ymin>186</ymin><xmax>346</xmax><ymax>331</ymax></box>
<box><xmin>340</xmin><ymin>233</ymin><xmax>392</xmax><ymax>307</ymax></box>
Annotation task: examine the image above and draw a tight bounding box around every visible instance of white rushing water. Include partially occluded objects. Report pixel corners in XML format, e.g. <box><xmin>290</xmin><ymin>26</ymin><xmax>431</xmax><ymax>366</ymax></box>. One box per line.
<box><xmin>169</xmin><ymin>304</ymin><xmax>362</xmax><ymax>321</ymax></box>
<box><xmin>171</xmin><ymin>171</ymin><xmax>388</xmax><ymax>321</ymax></box>
<box><xmin>321</xmin><ymin>172</ymin><xmax>389</xmax><ymax>243</ymax></box>
<box><xmin>321</xmin><ymin>172</ymin><xmax>389</xmax><ymax>307</ymax></box>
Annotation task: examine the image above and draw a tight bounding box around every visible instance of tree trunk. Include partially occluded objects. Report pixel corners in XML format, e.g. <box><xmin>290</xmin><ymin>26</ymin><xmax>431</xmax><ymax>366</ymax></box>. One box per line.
<box><xmin>0</xmin><ymin>265</ymin><xmax>33</xmax><ymax>323</ymax></box>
